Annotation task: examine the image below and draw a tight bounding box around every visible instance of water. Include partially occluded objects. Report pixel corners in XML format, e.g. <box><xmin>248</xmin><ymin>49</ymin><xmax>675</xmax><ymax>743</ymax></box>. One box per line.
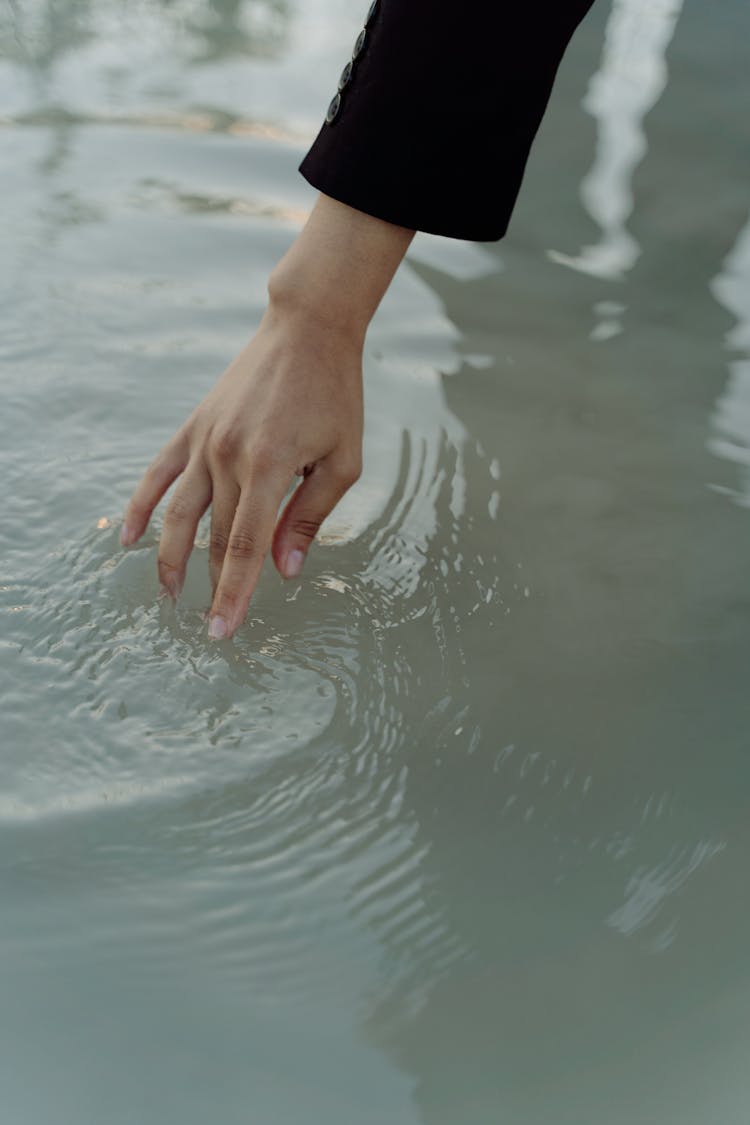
<box><xmin>2</xmin><ymin>1</ymin><xmax>750</xmax><ymax>1121</ymax></box>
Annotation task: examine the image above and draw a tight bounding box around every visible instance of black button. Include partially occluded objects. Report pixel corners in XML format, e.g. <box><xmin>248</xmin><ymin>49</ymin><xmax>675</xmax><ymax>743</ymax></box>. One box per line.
<box><xmin>366</xmin><ymin>0</ymin><xmax>378</xmax><ymax>24</ymax></box>
<box><xmin>326</xmin><ymin>92</ymin><xmax>341</xmax><ymax>124</ymax></box>
<box><xmin>352</xmin><ymin>29</ymin><xmax>367</xmax><ymax>58</ymax></box>
<box><xmin>338</xmin><ymin>60</ymin><xmax>353</xmax><ymax>90</ymax></box>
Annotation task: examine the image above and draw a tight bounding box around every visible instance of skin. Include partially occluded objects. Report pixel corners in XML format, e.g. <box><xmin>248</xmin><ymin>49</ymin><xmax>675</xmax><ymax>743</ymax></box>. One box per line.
<box><xmin>121</xmin><ymin>193</ymin><xmax>415</xmax><ymax>639</ymax></box>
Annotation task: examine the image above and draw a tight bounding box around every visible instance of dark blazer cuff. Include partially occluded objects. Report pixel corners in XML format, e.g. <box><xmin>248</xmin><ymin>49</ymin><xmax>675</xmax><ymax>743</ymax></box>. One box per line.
<box><xmin>299</xmin><ymin>143</ymin><xmax>511</xmax><ymax>242</ymax></box>
<box><xmin>298</xmin><ymin>0</ymin><xmax>597</xmax><ymax>242</ymax></box>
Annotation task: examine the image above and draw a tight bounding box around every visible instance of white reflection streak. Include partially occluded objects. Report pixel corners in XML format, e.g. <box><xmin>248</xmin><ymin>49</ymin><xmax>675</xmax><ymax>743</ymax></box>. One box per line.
<box><xmin>708</xmin><ymin>214</ymin><xmax>750</xmax><ymax>504</ymax></box>
<box><xmin>607</xmin><ymin>838</ymin><xmax>725</xmax><ymax>940</ymax></box>
<box><xmin>549</xmin><ymin>0</ymin><xmax>683</xmax><ymax>279</ymax></box>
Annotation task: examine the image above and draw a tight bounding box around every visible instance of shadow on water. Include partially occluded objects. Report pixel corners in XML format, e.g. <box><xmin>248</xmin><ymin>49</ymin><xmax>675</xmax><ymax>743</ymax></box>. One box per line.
<box><xmin>352</xmin><ymin>4</ymin><xmax>750</xmax><ymax>1120</ymax></box>
<box><xmin>361</xmin><ymin>281</ymin><xmax>750</xmax><ymax>1121</ymax></box>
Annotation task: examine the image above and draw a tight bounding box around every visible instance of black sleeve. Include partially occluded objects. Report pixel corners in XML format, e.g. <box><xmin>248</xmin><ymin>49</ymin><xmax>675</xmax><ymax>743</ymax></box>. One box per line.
<box><xmin>299</xmin><ymin>0</ymin><xmax>598</xmax><ymax>242</ymax></box>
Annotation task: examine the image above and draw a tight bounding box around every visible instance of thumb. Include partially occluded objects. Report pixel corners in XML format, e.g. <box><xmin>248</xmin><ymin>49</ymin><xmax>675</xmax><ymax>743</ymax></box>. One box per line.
<box><xmin>271</xmin><ymin>458</ymin><xmax>359</xmax><ymax>579</ymax></box>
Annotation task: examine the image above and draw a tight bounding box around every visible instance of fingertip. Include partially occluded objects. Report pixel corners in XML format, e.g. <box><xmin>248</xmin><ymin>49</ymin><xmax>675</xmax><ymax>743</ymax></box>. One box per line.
<box><xmin>157</xmin><ymin>563</ymin><xmax>183</xmax><ymax>599</ymax></box>
<box><xmin>120</xmin><ymin>522</ymin><xmax>136</xmax><ymax>547</ymax></box>
<box><xmin>208</xmin><ymin>589</ymin><xmax>241</xmax><ymax>639</ymax></box>
<box><xmin>270</xmin><ymin>532</ymin><xmax>304</xmax><ymax>578</ymax></box>
<box><xmin>208</xmin><ymin>615</ymin><xmax>228</xmax><ymax>640</ymax></box>
<box><xmin>283</xmin><ymin>548</ymin><xmax>305</xmax><ymax>579</ymax></box>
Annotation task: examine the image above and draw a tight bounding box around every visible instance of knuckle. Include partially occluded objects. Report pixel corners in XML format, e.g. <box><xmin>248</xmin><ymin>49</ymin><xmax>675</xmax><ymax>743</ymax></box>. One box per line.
<box><xmin>209</xmin><ymin>528</ymin><xmax>230</xmax><ymax>555</ymax></box>
<box><xmin>163</xmin><ymin>491</ymin><xmax>191</xmax><ymax>526</ymax></box>
<box><xmin>228</xmin><ymin>531</ymin><xmax>257</xmax><ymax>561</ymax></box>
<box><xmin>290</xmin><ymin>517</ymin><xmax>320</xmax><ymax>541</ymax></box>
<box><xmin>210</xmin><ymin>424</ymin><xmax>240</xmax><ymax>463</ymax></box>
<box><xmin>336</xmin><ymin>458</ymin><xmax>362</xmax><ymax>489</ymax></box>
<box><xmin>157</xmin><ymin>556</ymin><xmax>180</xmax><ymax>574</ymax></box>
<box><xmin>157</xmin><ymin>557</ymin><xmax>181</xmax><ymax>589</ymax></box>
<box><xmin>250</xmin><ymin>442</ymin><xmax>280</xmax><ymax>477</ymax></box>
<box><xmin>145</xmin><ymin>452</ymin><xmax>169</xmax><ymax>481</ymax></box>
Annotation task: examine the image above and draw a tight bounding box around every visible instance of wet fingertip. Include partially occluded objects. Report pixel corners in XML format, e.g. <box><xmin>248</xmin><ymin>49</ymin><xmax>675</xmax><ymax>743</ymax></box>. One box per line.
<box><xmin>120</xmin><ymin>522</ymin><xmax>135</xmax><ymax>547</ymax></box>
<box><xmin>284</xmin><ymin>548</ymin><xmax>305</xmax><ymax>579</ymax></box>
<box><xmin>159</xmin><ymin>571</ymin><xmax>184</xmax><ymax>600</ymax></box>
<box><xmin>208</xmin><ymin>615</ymin><xmax>228</xmax><ymax>640</ymax></box>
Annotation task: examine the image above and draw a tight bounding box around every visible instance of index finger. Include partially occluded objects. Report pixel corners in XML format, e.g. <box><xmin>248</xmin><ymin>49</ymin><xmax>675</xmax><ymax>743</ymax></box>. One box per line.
<box><xmin>207</xmin><ymin>474</ymin><xmax>289</xmax><ymax>639</ymax></box>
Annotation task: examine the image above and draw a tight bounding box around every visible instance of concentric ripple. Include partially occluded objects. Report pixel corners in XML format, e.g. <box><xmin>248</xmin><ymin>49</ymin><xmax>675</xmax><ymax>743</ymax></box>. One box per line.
<box><xmin>0</xmin><ymin>401</ymin><xmax>491</xmax><ymax>1007</ymax></box>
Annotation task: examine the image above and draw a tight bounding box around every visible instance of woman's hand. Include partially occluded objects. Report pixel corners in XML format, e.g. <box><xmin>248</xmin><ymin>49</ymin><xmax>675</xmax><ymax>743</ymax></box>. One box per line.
<box><xmin>121</xmin><ymin>312</ymin><xmax>364</xmax><ymax>638</ymax></box>
<box><xmin>120</xmin><ymin>194</ymin><xmax>414</xmax><ymax>639</ymax></box>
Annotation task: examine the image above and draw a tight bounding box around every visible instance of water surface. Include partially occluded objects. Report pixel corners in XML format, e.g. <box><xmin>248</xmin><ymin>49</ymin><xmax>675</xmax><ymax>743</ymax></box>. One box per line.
<box><xmin>2</xmin><ymin>1</ymin><xmax>750</xmax><ymax>1121</ymax></box>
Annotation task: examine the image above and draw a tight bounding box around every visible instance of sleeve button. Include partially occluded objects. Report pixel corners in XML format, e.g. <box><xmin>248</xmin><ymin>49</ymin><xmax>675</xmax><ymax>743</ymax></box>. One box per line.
<box><xmin>338</xmin><ymin>60</ymin><xmax>353</xmax><ymax>90</ymax></box>
<box><xmin>352</xmin><ymin>28</ymin><xmax>367</xmax><ymax>58</ymax></box>
<box><xmin>326</xmin><ymin>92</ymin><xmax>342</xmax><ymax>124</ymax></box>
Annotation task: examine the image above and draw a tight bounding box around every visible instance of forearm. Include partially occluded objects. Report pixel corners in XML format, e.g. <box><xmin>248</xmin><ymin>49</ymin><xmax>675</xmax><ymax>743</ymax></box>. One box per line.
<box><xmin>267</xmin><ymin>192</ymin><xmax>415</xmax><ymax>337</ymax></box>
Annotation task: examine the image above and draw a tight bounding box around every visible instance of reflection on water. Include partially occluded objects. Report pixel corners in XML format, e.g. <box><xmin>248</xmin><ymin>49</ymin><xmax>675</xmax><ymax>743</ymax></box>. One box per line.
<box><xmin>710</xmin><ymin>214</ymin><xmax>750</xmax><ymax>505</ymax></box>
<box><xmin>2</xmin><ymin>0</ymin><xmax>750</xmax><ymax>1122</ymax></box>
<box><xmin>2</xmin><ymin>0</ymin><xmax>290</xmax><ymax>69</ymax></box>
<box><xmin>550</xmin><ymin>0</ymin><xmax>684</xmax><ymax>279</ymax></box>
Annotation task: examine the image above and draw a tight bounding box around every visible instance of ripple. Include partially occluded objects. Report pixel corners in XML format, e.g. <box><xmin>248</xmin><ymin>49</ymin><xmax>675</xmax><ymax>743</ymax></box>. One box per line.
<box><xmin>0</xmin><ymin>414</ymin><xmax>491</xmax><ymax>1003</ymax></box>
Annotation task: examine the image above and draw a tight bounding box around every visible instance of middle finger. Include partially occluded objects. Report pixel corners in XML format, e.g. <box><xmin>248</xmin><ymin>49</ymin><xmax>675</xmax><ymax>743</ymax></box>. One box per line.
<box><xmin>209</xmin><ymin>477</ymin><xmax>241</xmax><ymax>594</ymax></box>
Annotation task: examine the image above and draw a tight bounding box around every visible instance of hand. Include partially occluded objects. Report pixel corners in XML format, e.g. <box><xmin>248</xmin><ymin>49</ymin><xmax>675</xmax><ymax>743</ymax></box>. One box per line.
<box><xmin>119</xmin><ymin>194</ymin><xmax>414</xmax><ymax>638</ymax></box>
<box><xmin>121</xmin><ymin>309</ymin><xmax>364</xmax><ymax>638</ymax></box>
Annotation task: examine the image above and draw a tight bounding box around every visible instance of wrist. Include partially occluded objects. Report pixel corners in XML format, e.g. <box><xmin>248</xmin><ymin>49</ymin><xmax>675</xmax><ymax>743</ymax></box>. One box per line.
<box><xmin>266</xmin><ymin>261</ymin><xmax>370</xmax><ymax>341</ymax></box>
<box><xmin>266</xmin><ymin>193</ymin><xmax>414</xmax><ymax>337</ymax></box>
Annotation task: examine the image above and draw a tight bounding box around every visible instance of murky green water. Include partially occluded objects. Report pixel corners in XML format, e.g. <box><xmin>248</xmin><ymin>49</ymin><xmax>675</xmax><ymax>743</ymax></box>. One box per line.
<box><xmin>2</xmin><ymin>1</ymin><xmax>750</xmax><ymax>1121</ymax></box>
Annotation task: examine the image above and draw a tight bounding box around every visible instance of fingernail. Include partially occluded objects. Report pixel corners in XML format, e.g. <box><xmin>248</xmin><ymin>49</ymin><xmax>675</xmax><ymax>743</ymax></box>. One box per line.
<box><xmin>208</xmin><ymin>615</ymin><xmax>228</xmax><ymax>640</ymax></box>
<box><xmin>285</xmin><ymin>548</ymin><xmax>305</xmax><ymax>578</ymax></box>
<box><xmin>120</xmin><ymin>523</ymin><xmax>133</xmax><ymax>547</ymax></box>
